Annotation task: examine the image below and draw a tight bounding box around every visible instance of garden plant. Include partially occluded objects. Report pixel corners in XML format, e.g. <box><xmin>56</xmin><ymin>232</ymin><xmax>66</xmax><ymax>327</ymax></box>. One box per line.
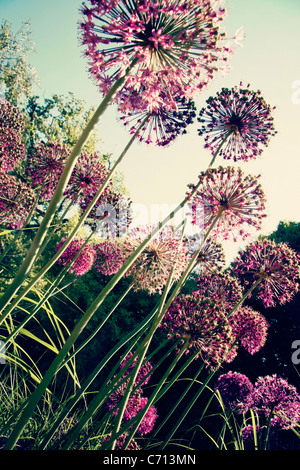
<box><xmin>0</xmin><ymin>0</ymin><xmax>300</xmax><ymax>452</ymax></box>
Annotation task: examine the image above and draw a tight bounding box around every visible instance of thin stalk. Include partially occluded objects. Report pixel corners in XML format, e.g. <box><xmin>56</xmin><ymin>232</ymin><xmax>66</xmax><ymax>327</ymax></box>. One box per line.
<box><xmin>160</xmin><ymin>367</ymin><xmax>218</xmax><ymax>449</ymax></box>
<box><xmin>145</xmin><ymin>363</ymin><xmax>205</xmax><ymax>448</ymax></box>
<box><xmin>0</xmin><ymin>59</ymin><xmax>138</xmax><ymax>317</ymax></box>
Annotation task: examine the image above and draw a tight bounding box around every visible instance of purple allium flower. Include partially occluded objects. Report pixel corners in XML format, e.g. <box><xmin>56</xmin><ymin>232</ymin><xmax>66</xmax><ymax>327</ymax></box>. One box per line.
<box><xmin>185</xmin><ymin>236</ymin><xmax>226</xmax><ymax>272</ymax></box>
<box><xmin>250</xmin><ymin>375</ymin><xmax>300</xmax><ymax>430</ymax></box>
<box><xmin>81</xmin><ymin>190</ymin><xmax>132</xmax><ymax>239</ymax></box>
<box><xmin>136</xmin><ymin>397</ymin><xmax>158</xmax><ymax>436</ymax></box>
<box><xmin>215</xmin><ymin>371</ymin><xmax>253</xmax><ymax>413</ymax></box>
<box><xmin>55</xmin><ymin>237</ymin><xmax>96</xmax><ymax>276</ymax></box>
<box><xmin>194</xmin><ymin>270</ymin><xmax>243</xmax><ymax>310</ymax></box>
<box><xmin>0</xmin><ymin>101</ymin><xmax>26</xmax><ymax>172</ymax></box>
<box><xmin>228</xmin><ymin>306</ymin><xmax>269</xmax><ymax>356</ymax></box>
<box><xmin>160</xmin><ymin>294</ymin><xmax>233</xmax><ymax>366</ymax></box>
<box><xmin>119</xmin><ymin>93</ymin><xmax>196</xmax><ymax>146</ymax></box>
<box><xmin>26</xmin><ymin>141</ymin><xmax>70</xmax><ymax>200</ymax></box>
<box><xmin>79</xmin><ymin>0</ymin><xmax>232</xmax><ymax>109</ymax></box>
<box><xmin>101</xmin><ymin>432</ymin><xmax>141</xmax><ymax>450</ymax></box>
<box><xmin>231</xmin><ymin>239</ymin><xmax>300</xmax><ymax>308</ymax></box>
<box><xmin>197</xmin><ymin>83</ymin><xmax>277</xmax><ymax>162</ymax></box>
<box><xmin>119</xmin><ymin>351</ymin><xmax>153</xmax><ymax>388</ymax></box>
<box><xmin>64</xmin><ymin>152</ymin><xmax>111</xmax><ymax>202</ymax></box>
<box><xmin>124</xmin><ymin>225</ymin><xmax>188</xmax><ymax>295</ymax></box>
<box><xmin>0</xmin><ymin>171</ymin><xmax>35</xmax><ymax>229</ymax></box>
<box><xmin>94</xmin><ymin>238</ymin><xmax>125</xmax><ymax>276</ymax></box>
<box><xmin>187</xmin><ymin>166</ymin><xmax>267</xmax><ymax>242</ymax></box>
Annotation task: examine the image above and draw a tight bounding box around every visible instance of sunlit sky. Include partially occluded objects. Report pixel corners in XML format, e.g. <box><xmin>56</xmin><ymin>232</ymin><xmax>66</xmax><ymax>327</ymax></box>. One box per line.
<box><xmin>1</xmin><ymin>0</ymin><xmax>300</xmax><ymax>262</ymax></box>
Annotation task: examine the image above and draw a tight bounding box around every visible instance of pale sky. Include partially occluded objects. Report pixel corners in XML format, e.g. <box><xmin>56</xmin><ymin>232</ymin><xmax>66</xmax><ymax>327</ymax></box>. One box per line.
<box><xmin>1</xmin><ymin>0</ymin><xmax>300</xmax><ymax>262</ymax></box>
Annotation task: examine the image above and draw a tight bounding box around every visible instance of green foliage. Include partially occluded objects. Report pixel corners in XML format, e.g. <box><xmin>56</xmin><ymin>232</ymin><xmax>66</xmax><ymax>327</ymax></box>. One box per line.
<box><xmin>0</xmin><ymin>20</ymin><xmax>38</xmax><ymax>105</ymax></box>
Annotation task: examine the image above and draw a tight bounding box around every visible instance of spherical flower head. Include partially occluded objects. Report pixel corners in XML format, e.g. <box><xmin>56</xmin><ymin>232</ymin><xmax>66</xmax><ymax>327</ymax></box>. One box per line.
<box><xmin>119</xmin><ymin>351</ymin><xmax>153</xmax><ymax>387</ymax></box>
<box><xmin>231</xmin><ymin>238</ymin><xmax>300</xmax><ymax>308</ymax></box>
<box><xmin>0</xmin><ymin>101</ymin><xmax>26</xmax><ymax>172</ymax></box>
<box><xmin>136</xmin><ymin>397</ymin><xmax>158</xmax><ymax>436</ymax></box>
<box><xmin>94</xmin><ymin>238</ymin><xmax>125</xmax><ymax>276</ymax></box>
<box><xmin>250</xmin><ymin>374</ymin><xmax>300</xmax><ymax>430</ymax></box>
<box><xmin>228</xmin><ymin>306</ymin><xmax>269</xmax><ymax>356</ymax></box>
<box><xmin>215</xmin><ymin>371</ymin><xmax>254</xmax><ymax>413</ymax></box>
<box><xmin>26</xmin><ymin>141</ymin><xmax>70</xmax><ymax>200</ymax></box>
<box><xmin>81</xmin><ymin>191</ymin><xmax>132</xmax><ymax>239</ymax></box>
<box><xmin>123</xmin><ymin>225</ymin><xmax>188</xmax><ymax>294</ymax></box>
<box><xmin>194</xmin><ymin>270</ymin><xmax>243</xmax><ymax>310</ymax></box>
<box><xmin>0</xmin><ymin>171</ymin><xmax>35</xmax><ymax>229</ymax></box>
<box><xmin>197</xmin><ymin>83</ymin><xmax>277</xmax><ymax>162</ymax></box>
<box><xmin>187</xmin><ymin>166</ymin><xmax>267</xmax><ymax>242</ymax></box>
<box><xmin>160</xmin><ymin>294</ymin><xmax>233</xmax><ymax>367</ymax></box>
<box><xmin>64</xmin><ymin>152</ymin><xmax>110</xmax><ymax>202</ymax></box>
<box><xmin>79</xmin><ymin>0</ymin><xmax>232</xmax><ymax>107</ymax></box>
<box><xmin>56</xmin><ymin>237</ymin><xmax>96</xmax><ymax>276</ymax></box>
<box><xmin>119</xmin><ymin>92</ymin><xmax>196</xmax><ymax>146</ymax></box>
<box><xmin>185</xmin><ymin>236</ymin><xmax>226</xmax><ymax>273</ymax></box>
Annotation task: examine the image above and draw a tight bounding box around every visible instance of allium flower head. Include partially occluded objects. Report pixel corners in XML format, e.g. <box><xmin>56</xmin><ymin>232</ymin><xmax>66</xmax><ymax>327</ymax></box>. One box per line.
<box><xmin>79</xmin><ymin>0</ymin><xmax>232</xmax><ymax>108</ymax></box>
<box><xmin>56</xmin><ymin>237</ymin><xmax>96</xmax><ymax>276</ymax></box>
<box><xmin>250</xmin><ymin>374</ymin><xmax>300</xmax><ymax>430</ymax></box>
<box><xmin>119</xmin><ymin>93</ymin><xmax>196</xmax><ymax>146</ymax></box>
<box><xmin>0</xmin><ymin>101</ymin><xmax>26</xmax><ymax>172</ymax></box>
<box><xmin>228</xmin><ymin>306</ymin><xmax>269</xmax><ymax>356</ymax></box>
<box><xmin>194</xmin><ymin>270</ymin><xmax>243</xmax><ymax>309</ymax></box>
<box><xmin>94</xmin><ymin>238</ymin><xmax>125</xmax><ymax>276</ymax></box>
<box><xmin>101</xmin><ymin>432</ymin><xmax>141</xmax><ymax>450</ymax></box>
<box><xmin>231</xmin><ymin>238</ymin><xmax>300</xmax><ymax>308</ymax></box>
<box><xmin>197</xmin><ymin>83</ymin><xmax>277</xmax><ymax>162</ymax></box>
<box><xmin>215</xmin><ymin>371</ymin><xmax>253</xmax><ymax>413</ymax></box>
<box><xmin>187</xmin><ymin>166</ymin><xmax>267</xmax><ymax>242</ymax></box>
<box><xmin>64</xmin><ymin>152</ymin><xmax>111</xmax><ymax>201</ymax></box>
<box><xmin>26</xmin><ymin>141</ymin><xmax>70</xmax><ymax>200</ymax></box>
<box><xmin>185</xmin><ymin>236</ymin><xmax>226</xmax><ymax>272</ymax></box>
<box><xmin>124</xmin><ymin>225</ymin><xmax>188</xmax><ymax>294</ymax></box>
<box><xmin>0</xmin><ymin>171</ymin><xmax>35</xmax><ymax>229</ymax></box>
<box><xmin>160</xmin><ymin>294</ymin><xmax>233</xmax><ymax>366</ymax></box>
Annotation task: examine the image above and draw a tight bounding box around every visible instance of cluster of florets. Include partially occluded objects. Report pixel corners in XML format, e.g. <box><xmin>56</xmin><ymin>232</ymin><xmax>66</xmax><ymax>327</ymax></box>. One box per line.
<box><xmin>225</xmin><ymin>306</ymin><xmax>269</xmax><ymax>362</ymax></box>
<box><xmin>193</xmin><ymin>270</ymin><xmax>243</xmax><ymax>309</ymax></box>
<box><xmin>0</xmin><ymin>171</ymin><xmax>35</xmax><ymax>229</ymax></box>
<box><xmin>215</xmin><ymin>371</ymin><xmax>254</xmax><ymax>414</ymax></box>
<box><xmin>0</xmin><ymin>101</ymin><xmax>26</xmax><ymax>172</ymax></box>
<box><xmin>79</xmin><ymin>0</ymin><xmax>232</xmax><ymax>110</ymax></box>
<box><xmin>197</xmin><ymin>83</ymin><xmax>277</xmax><ymax>162</ymax></box>
<box><xmin>215</xmin><ymin>372</ymin><xmax>300</xmax><ymax>432</ymax></box>
<box><xmin>106</xmin><ymin>352</ymin><xmax>158</xmax><ymax>438</ymax></box>
<box><xmin>185</xmin><ymin>236</ymin><xmax>226</xmax><ymax>272</ymax></box>
<box><xmin>160</xmin><ymin>294</ymin><xmax>233</xmax><ymax>367</ymax></box>
<box><xmin>56</xmin><ymin>237</ymin><xmax>97</xmax><ymax>276</ymax></box>
<box><xmin>123</xmin><ymin>225</ymin><xmax>188</xmax><ymax>294</ymax></box>
<box><xmin>93</xmin><ymin>238</ymin><xmax>125</xmax><ymax>276</ymax></box>
<box><xmin>26</xmin><ymin>141</ymin><xmax>70</xmax><ymax>200</ymax></box>
<box><xmin>231</xmin><ymin>238</ymin><xmax>300</xmax><ymax>308</ymax></box>
<box><xmin>64</xmin><ymin>152</ymin><xmax>111</xmax><ymax>202</ymax></box>
<box><xmin>119</xmin><ymin>93</ymin><xmax>197</xmax><ymax>146</ymax></box>
<box><xmin>187</xmin><ymin>166</ymin><xmax>267</xmax><ymax>242</ymax></box>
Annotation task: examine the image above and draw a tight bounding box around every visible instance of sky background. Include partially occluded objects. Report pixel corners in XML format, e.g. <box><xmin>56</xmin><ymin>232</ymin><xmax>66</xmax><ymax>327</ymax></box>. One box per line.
<box><xmin>1</xmin><ymin>0</ymin><xmax>300</xmax><ymax>262</ymax></box>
